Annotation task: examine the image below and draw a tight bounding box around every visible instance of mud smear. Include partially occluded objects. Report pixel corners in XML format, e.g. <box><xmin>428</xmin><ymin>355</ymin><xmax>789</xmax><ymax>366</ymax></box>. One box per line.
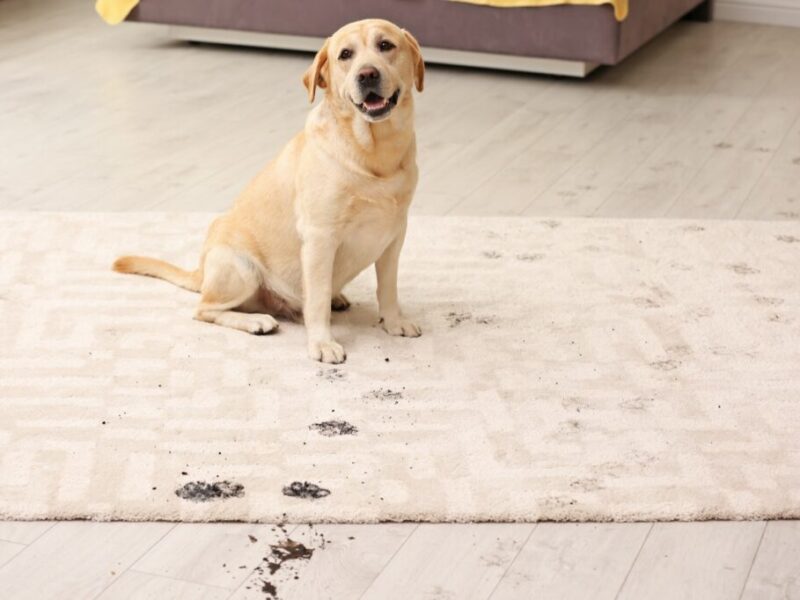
<box><xmin>649</xmin><ymin>284</ymin><xmax>674</xmax><ymax>301</ymax></box>
<box><xmin>446</xmin><ymin>311</ymin><xmax>472</xmax><ymax>327</ymax></box>
<box><xmin>541</xmin><ymin>220</ymin><xmax>562</xmax><ymax>229</ymax></box>
<box><xmin>620</xmin><ymin>396</ymin><xmax>655</xmax><ymax>411</ymax></box>
<box><xmin>727</xmin><ymin>263</ymin><xmax>760</xmax><ymax>275</ymax></box>
<box><xmin>309</xmin><ymin>420</ymin><xmax>358</xmax><ymax>437</ymax></box>
<box><xmin>174</xmin><ymin>480</ymin><xmax>244</xmax><ymax>502</ymax></box>
<box><xmin>633</xmin><ymin>297</ymin><xmax>661</xmax><ymax>308</ymax></box>
<box><xmin>363</xmin><ymin>388</ymin><xmax>403</xmax><ymax>402</ymax></box>
<box><xmin>632</xmin><ymin>283</ymin><xmax>673</xmax><ymax>309</ymax></box>
<box><xmin>570</xmin><ymin>477</ymin><xmax>603</xmax><ymax>492</ymax></box>
<box><xmin>250</xmin><ymin>527</ymin><xmax>329</xmax><ymax>599</ymax></box>
<box><xmin>268</xmin><ymin>539</ymin><xmax>314</xmax><ymax>572</ymax></box>
<box><xmin>682</xmin><ymin>224</ymin><xmax>706</xmax><ymax>232</ymax></box>
<box><xmin>317</xmin><ymin>367</ymin><xmax>346</xmax><ymax>382</ymax></box>
<box><xmin>482</xmin><ymin>250</ymin><xmax>503</xmax><ymax>259</ymax></box>
<box><xmin>516</xmin><ymin>253</ymin><xmax>545</xmax><ymax>262</ymax></box>
<box><xmin>559</xmin><ymin>419</ymin><xmax>583</xmax><ymax>433</ymax></box>
<box><xmin>665</xmin><ymin>344</ymin><xmax>692</xmax><ymax>358</ymax></box>
<box><xmin>650</xmin><ymin>359</ymin><xmax>681</xmax><ymax>371</ymax></box>
<box><xmin>446</xmin><ymin>311</ymin><xmax>496</xmax><ymax>327</ymax></box>
<box><xmin>755</xmin><ymin>296</ymin><xmax>785</xmax><ymax>306</ymax></box>
<box><xmin>776</xmin><ymin>235</ymin><xmax>800</xmax><ymax>243</ymax></box>
<box><xmin>669</xmin><ymin>261</ymin><xmax>693</xmax><ymax>271</ymax></box>
<box><xmin>689</xmin><ymin>306</ymin><xmax>713</xmax><ymax>320</ymax></box>
<box><xmin>261</xmin><ymin>580</ymin><xmax>278</xmax><ymax>597</ymax></box>
<box><xmin>561</xmin><ymin>396</ymin><xmax>589</xmax><ymax>413</ymax></box>
<box><xmin>541</xmin><ymin>495</ymin><xmax>577</xmax><ymax>509</ymax></box>
<box><xmin>714</xmin><ymin>142</ymin><xmax>733</xmax><ymax>149</ymax></box>
<box><xmin>282</xmin><ymin>481</ymin><xmax>331</xmax><ymax>499</ymax></box>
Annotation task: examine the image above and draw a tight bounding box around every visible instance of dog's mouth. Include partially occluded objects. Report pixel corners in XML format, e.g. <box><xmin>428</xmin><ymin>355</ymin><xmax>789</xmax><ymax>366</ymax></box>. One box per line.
<box><xmin>355</xmin><ymin>90</ymin><xmax>400</xmax><ymax>119</ymax></box>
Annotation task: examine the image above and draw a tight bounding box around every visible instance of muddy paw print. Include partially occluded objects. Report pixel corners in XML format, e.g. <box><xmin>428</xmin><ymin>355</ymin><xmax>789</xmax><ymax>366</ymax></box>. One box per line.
<box><xmin>282</xmin><ymin>481</ymin><xmax>331</xmax><ymax>499</ymax></box>
<box><xmin>175</xmin><ymin>480</ymin><xmax>245</xmax><ymax>502</ymax></box>
<box><xmin>309</xmin><ymin>420</ymin><xmax>358</xmax><ymax>436</ymax></box>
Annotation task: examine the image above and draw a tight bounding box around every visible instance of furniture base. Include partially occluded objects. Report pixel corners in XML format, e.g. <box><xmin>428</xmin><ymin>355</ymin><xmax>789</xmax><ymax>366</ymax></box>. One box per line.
<box><xmin>167</xmin><ymin>25</ymin><xmax>599</xmax><ymax>78</ymax></box>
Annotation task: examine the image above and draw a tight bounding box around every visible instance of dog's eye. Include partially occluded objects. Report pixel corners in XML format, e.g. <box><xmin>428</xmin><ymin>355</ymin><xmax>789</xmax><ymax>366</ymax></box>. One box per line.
<box><xmin>378</xmin><ymin>40</ymin><xmax>395</xmax><ymax>52</ymax></box>
<box><xmin>338</xmin><ymin>48</ymin><xmax>353</xmax><ymax>61</ymax></box>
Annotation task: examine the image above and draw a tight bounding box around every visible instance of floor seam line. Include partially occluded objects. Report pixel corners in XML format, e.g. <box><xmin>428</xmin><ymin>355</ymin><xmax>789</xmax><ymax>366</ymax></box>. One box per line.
<box><xmin>613</xmin><ymin>522</ymin><xmax>654</xmax><ymax>600</ymax></box>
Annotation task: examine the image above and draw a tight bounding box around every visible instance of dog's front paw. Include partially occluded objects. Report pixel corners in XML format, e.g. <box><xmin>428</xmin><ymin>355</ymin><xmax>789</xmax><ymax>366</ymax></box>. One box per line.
<box><xmin>381</xmin><ymin>317</ymin><xmax>422</xmax><ymax>337</ymax></box>
<box><xmin>308</xmin><ymin>339</ymin><xmax>347</xmax><ymax>364</ymax></box>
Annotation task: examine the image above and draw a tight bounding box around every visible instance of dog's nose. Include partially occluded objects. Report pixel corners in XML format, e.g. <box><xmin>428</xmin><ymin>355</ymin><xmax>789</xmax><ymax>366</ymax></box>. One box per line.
<box><xmin>357</xmin><ymin>66</ymin><xmax>381</xmax><ymax>86</ymax></box>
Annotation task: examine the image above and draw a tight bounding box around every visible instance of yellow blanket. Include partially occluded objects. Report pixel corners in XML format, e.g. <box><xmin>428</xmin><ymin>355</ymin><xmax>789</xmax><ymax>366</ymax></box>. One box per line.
<box><xmin>95</xmin><ymin>0</ymin><xmax>139</xmax><ymax>25</ymax></box>
<box><xmin>96</xmin><ymin>0</ymin><xmax>628</xmax><ymax>26</ymax></box>
<box><xmin>451</xmin><ymin>0</ymin><xmax>628</xmax><ymax>21</ymax></box>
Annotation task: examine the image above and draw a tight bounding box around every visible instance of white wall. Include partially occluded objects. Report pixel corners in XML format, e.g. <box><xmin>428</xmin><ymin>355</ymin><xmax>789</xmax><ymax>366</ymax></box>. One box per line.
<box><xmin>716</xmin><ymin>0</ymin><xmax>800</xmax><ymax>27</ymax></box>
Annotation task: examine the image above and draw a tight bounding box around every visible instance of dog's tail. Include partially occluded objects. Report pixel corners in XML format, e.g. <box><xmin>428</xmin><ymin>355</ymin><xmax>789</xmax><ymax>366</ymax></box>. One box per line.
<box><xmin>112</xmin><ymin>255</ymin><xmax>202</xmax><ymax>293</ymax></box>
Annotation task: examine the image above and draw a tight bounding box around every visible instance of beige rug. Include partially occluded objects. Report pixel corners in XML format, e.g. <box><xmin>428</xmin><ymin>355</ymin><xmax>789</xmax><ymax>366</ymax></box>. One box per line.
<box><xmin>1</xmin><ymin>212</ymin><xmax>798</xmax><ymax>523</ymax></box>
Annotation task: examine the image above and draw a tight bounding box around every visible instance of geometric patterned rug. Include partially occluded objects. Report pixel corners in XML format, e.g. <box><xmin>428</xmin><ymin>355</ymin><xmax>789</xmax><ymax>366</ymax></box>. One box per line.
<box><xmin>1</xmin><ymin>212</ymin><xmax>798</xmax><ymax>522</ymax></box>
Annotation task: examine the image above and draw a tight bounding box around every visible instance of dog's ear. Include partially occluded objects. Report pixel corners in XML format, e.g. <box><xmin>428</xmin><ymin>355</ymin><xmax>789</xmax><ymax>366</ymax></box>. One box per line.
<box><xmin>302</xmin><ymin>38</ymin><xmax>330</xmax><ymax>103</ymax></box>
<box><xmin>402</xmin><ymin>30</ymin><xmax>425</xmax><ymax>93</ymax></box>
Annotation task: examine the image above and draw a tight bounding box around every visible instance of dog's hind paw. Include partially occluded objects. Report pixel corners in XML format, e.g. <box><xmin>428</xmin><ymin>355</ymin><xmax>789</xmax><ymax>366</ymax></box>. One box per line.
<box><xmin>331</xmin><ymin>293</ymin><xmax>351</xmax><ymax>312</ymax></box>
<box><xmin>245</xmin><ymin>314</ymin><xmax>279</xmax><ymax>335</ymax></box>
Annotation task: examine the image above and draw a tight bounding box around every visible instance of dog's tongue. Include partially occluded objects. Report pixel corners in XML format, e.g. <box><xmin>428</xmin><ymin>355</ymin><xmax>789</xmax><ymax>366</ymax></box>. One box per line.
<box><xmin>364</xmin><ymin>93</ymin><xmax>387</xmax><ymax>110</ymax></box>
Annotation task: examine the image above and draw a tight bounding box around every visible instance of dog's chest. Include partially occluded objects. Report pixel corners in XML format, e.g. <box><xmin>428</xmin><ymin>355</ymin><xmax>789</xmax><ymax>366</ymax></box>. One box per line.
<box><xmin>335</xmin><ymin>177</ymin><xmax>412</xmax><ymax>281</ymax></box>
<box><xmin>346</xmin><ymin>201</ymin><xmax>400</xmax><ymax>247</ymax></box>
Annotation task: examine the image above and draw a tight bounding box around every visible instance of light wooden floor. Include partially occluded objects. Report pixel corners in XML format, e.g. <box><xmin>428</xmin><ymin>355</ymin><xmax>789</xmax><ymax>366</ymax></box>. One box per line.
<box><xmin>2</xmin><ymin>1</ymin><xmax>800</xmax><ymax>598</ymax></box>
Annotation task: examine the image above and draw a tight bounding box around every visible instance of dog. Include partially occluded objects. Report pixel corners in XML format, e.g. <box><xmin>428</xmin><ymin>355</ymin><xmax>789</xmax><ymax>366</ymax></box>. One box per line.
<box><xmin>113</xmin><ymin>19</ymin><xmax>425</xmax><ymax>364</ymax></box>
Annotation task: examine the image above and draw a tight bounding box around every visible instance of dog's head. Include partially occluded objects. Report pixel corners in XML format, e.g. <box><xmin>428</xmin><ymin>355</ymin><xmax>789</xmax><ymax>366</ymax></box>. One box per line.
<box><xmin>303</xmin><ymin>19</ymin><xmax>424</xmax><ymax>123</ymax></box>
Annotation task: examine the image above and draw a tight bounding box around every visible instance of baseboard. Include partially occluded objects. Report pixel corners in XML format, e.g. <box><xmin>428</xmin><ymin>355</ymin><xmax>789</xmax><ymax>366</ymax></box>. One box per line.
<box><xmin>166</xmin><ymin>25</ymin><xmax>598</xmax><ymax>78</ymax></box>
<box><xmin>716</xmin><ymin>1</ymin><xmax>800</xmax><ymax>27</ymax></box>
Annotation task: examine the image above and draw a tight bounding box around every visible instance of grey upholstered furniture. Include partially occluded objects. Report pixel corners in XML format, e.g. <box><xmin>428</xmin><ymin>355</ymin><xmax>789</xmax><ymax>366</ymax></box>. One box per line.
<box><xmin>127</xmin><ymin>0</ymin><xmax>714</xmax><ymax>76</ymax></box>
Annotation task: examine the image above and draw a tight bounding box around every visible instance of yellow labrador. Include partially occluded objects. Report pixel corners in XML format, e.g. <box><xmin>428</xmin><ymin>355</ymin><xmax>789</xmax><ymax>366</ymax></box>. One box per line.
<box><xmin>113</xmin><ymin>19</ymin><xmax>425</xmax><ymax>364</ymax></box>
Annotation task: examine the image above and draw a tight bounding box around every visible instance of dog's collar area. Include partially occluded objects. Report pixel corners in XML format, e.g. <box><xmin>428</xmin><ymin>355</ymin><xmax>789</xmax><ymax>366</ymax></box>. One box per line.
<box><xmin>354</xmin><ymin>89</ymin><xmax>400</xmax><ymax>119</ymax></box>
